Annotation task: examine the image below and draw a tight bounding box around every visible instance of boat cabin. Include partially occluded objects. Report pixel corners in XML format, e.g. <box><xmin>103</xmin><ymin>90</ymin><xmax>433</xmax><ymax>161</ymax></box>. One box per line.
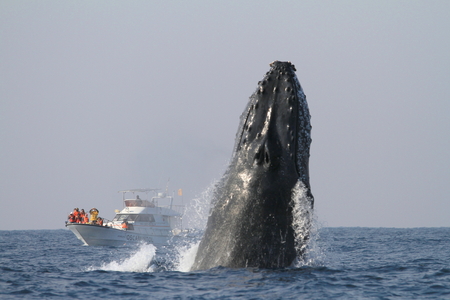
<box><xmin>120</xmin><ymin>189</ymin><xmax>175</xmax><ymax>209</ymax></box>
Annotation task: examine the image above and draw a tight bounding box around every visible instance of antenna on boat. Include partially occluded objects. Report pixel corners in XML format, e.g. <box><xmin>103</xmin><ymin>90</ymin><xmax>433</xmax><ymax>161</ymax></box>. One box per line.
<box><xmin>165</xmin><ymin>178</ymin><xmax>170</xmax><ymax>195</ymax></box>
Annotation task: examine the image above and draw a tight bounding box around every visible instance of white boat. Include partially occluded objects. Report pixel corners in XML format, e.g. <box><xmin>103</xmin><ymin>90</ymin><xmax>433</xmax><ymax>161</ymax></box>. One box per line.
<box><xmin>66</xmin><ymin>189</ymin><xmax>184</xmax><ymax>246</ymax></box>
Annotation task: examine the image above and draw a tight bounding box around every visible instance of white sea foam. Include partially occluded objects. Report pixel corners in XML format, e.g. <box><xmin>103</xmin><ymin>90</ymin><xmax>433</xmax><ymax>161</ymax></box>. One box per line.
<box><xmin>87</xmin><ymin>243</ymin><xmax>157</xmax><ymax>272</ymax></box>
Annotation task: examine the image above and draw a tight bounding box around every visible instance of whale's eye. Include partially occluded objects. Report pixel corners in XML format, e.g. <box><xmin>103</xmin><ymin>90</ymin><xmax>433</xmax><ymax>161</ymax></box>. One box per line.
<box><xmin>254</xmin><ymin>150</ymin><xmax>261</xmax><ymax>164</ymax></box>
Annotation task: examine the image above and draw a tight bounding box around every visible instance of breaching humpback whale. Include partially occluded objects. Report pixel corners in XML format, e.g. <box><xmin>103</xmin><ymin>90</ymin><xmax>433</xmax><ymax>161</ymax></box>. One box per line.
<box><xmin>191</xmin><ymin>61</ymin><xmax>314</xmax><ymax>270</ymax></box>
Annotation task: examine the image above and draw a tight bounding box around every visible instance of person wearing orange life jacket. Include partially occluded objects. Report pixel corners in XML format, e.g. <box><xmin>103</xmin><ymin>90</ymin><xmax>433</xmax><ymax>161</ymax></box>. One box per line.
<box><xmin>83</xmin><ymin>213</ymin><xmax>89</xmax><ymax>224</ymax></box>
<box><xmin>121</xmin><ymin>221</ymin><xmax>128</xmax><ymax>230</ymax></box>
<box><xmin>97</xmin><ymin>217</ymin><xmax>103</xmax><ymax>226</ymax></box>
<box><xmin>79</xmin><ymin>209</ymin><xmax>85</xmax><ymax>223</ymax></box>
<box><xmin>73</xmin><ymin>208</ymin><xmax>80</xmax><ymax>218</ymax></box>
<box><xmin>68</xmin><ymin>213</ymin><xmax>75</xmax><ymax>223</ymax></box>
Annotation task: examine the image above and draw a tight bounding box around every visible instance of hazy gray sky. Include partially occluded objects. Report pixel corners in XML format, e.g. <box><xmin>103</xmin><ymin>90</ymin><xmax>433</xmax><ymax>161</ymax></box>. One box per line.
<box><xmin>1</xmin><ymin>1</ymin><xmax>449</xmax><ymax>230</ymax></box>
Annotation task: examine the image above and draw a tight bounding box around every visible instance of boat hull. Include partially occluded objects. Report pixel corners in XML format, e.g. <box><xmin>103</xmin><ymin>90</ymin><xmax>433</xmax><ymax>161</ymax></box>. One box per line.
<box><xmin>66</xmin><ymin>223</ymin><xmax>170</xmax><ymax>246</ymax></box>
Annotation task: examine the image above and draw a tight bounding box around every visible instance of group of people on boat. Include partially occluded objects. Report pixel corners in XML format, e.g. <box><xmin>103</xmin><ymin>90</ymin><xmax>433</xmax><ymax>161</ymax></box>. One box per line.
<box><xmin>67</xmin><ymin>208</ymin><xmax>105</xmax><ymax>226</ymax></box>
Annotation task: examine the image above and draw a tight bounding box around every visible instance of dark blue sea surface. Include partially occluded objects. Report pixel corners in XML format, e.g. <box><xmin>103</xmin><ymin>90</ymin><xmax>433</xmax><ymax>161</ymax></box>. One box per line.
<box><xmin>1</xmin><ymin>227</ymin><xmax>449</xmax><ymax>299</ymax></box>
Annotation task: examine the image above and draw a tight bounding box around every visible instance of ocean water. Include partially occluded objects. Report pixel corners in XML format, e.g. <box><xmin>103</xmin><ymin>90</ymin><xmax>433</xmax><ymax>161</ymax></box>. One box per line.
<box><xmin>1</xmin><ymin>227</ymin><xmax>449</xmax><ymax>299</ymax></box>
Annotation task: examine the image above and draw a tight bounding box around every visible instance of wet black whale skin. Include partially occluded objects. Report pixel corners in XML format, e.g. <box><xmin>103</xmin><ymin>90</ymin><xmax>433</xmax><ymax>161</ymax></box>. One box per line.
<box><xmin>191</xmin><ymin>61</ymin><xmax>314</xmax><ymax>270</ymax></box>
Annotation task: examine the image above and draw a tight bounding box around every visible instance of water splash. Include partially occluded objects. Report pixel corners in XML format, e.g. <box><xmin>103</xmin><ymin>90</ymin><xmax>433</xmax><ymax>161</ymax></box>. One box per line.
<box><xmin>169</xmin><ymin>178</ymin><xmax>227</xmax><ymax>272</ymax></box>
<box><xmin>84</xmin><ymin>179</ymin><xmax>323</xmax><ymax>273</ymax></box>
<box><xmin>174</xmin><ymin>241</ymin><xmax>200</xmax><ymax>272</ymax></box>
<box><xmin>291</xmin><ymin>181</ymin><xmax>324</xmax><ymax>267</ymax></box>
<box><xmin>85</xmin><ymin>181</ymin><xmax>217</xmax><ymax>274</ymax></box>
<box><xmin>183</xmin><ymin>180</ymin><xmax>218</xmax><ymax>230</ymax></box>
<box><xmin>87</xmin><ymin>243</ymin><xmax>157</xmax><ymax>272</ymax></box>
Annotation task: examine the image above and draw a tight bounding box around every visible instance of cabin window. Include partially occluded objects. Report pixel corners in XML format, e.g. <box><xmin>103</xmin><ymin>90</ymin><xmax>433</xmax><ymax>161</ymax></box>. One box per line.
<box><xmin>135</xmin><ymin>214</ymin><xmax>155</xmax><ymax>222</ymax></box>
<box><xmin>113</xmin><ymin>214</ymin><xmax>138</xmax><ymax>221</ymax></box>
<box><xmin>127</xmin><ymin>215</ymin><xmax>138</xmax><ymax>221</ymax></box>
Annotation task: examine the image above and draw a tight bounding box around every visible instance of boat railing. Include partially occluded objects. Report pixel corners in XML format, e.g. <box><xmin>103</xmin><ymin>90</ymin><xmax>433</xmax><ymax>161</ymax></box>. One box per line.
<box><xmin>65</xmin><ymin>219</ymin><xmax>112</xmax><ymax>227</ymax></box>
<box><xmin>101</xmin><ymin>218</ymin><xmax>112</xmax><ymax>225</ymax></box>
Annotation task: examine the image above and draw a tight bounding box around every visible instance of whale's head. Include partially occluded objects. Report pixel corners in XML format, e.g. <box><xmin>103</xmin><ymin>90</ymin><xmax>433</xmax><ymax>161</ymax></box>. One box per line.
<box><xmin>231</xmin><ymin>61</ymin><xmax>312</xmax><ymax>193</ymax></box>
<box><xmin>191</xmin><ymin>61</ymin><xmax>313</xmax><ymax>270</ymax></box>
